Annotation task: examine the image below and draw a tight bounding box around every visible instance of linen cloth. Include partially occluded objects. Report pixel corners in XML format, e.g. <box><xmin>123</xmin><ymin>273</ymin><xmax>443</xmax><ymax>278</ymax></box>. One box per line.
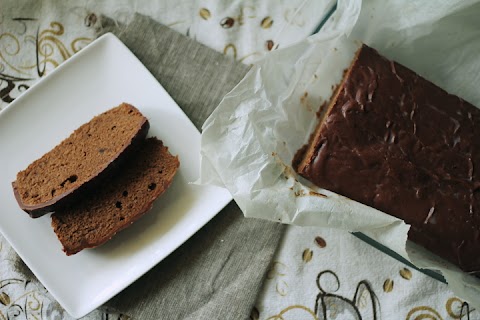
<box><xmin>0</xmin><ymin>1</ymin><xmax>478</xmax><ymax>320</ymax></box>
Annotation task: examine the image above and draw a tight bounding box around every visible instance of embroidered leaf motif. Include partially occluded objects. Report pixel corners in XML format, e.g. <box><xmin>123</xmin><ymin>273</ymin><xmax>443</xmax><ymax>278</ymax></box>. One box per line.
<box><xmin>0</xmin><ymin>292</ymin><xmax>10</xmax><ymax>306</ymax></box>
<box><xmin>266</xmin><ymin>40</ymin><xmax>274</xmax><ymax>51</ymax></box>
<box><xmin>399</xmin><ymin>268</ymin><xmax>412</xmax><ymax>280</ymax></box>
<box><xmin>261</xmin><ymin>17</ymin><xmax>273</xmax><ymax>29</ymax></box>
<box><xmin>199</xmin><ymin>8</ymin><xmax>211</xmax><ymax>20</ymax></box>
<box><xmin>220</xmin><ymin>17</ymin><xmax>235</xmax><ymax>28</ymax></box>
<box><xmin>302</xmin><ymin>249</ymin><xmax>313</xmax><ymax>263</ymax></box>
<box><xmin>383</xmin><ymin>279</ymin><xmax>394</xmax><ymax>293</ymax></box>
<box><xmin>314</xmin><ymin>236</ymin><xmax>327</xmax><ymax>248</ymax></box>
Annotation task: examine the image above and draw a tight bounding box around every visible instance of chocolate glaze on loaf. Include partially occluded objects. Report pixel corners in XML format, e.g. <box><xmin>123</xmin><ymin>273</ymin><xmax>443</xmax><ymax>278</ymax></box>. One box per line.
<box><xmin>296</xmin><ymin>45</ymin><xmax>480</xmax><ymax>274</ymax></box>
<box><xmin>51</xmin><ymin>138</ymin><xmax>179</xmax><ymax>255</ymax></box>
<box><xmin>12</xmin><ymin>103</ymin><xmax>149</xmax><ymax>218</ymax></box>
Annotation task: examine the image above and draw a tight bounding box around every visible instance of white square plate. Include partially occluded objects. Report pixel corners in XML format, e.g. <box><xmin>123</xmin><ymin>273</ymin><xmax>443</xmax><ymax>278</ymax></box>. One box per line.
<box><xmin>0</xmin><ymin>33</ymin><xmax>232</xmax><ymax>318</ymax></box>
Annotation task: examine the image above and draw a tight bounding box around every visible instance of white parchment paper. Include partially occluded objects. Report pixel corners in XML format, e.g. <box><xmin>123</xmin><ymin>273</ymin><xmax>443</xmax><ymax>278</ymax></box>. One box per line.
<box><xmin>199</xmin><ymin>0</ymin><xmax>480</xmax><ymax>307</ymax></box>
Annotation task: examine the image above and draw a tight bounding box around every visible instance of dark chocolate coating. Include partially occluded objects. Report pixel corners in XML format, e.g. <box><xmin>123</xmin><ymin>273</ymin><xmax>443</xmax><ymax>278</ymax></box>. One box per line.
<box><xmin>12</xmin><ymin>120</ymin><xmax>150</xmax><ymax>218</ymax></box>
<box><xmin>298</xmin><ymin>45</ymin><xmax>480</xmax><ymax>274</ymax></box>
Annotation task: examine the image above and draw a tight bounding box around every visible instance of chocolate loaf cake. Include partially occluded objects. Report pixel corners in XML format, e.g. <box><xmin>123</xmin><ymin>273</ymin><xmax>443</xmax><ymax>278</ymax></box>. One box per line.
<box><xmin>296</xmin><ymin>44</ymin><xmax>480</xmax><ymax>274</ymax></box>
<box><xmin>51</xmin><ymin>137</ymin><xmax>179</xmax><ymax>255</ymax></box>
<box><xmin>12</xmin><ymin>103</ymin><xmax>149</xmax><ymax>218</ymax></box>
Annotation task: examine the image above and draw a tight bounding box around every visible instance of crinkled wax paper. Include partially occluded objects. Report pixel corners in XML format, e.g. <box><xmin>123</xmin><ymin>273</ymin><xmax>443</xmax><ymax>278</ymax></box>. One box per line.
<box><xmin>199</xmin><ymin>0</ymin><xmax>480</xmax><ymax>308</ymax></box>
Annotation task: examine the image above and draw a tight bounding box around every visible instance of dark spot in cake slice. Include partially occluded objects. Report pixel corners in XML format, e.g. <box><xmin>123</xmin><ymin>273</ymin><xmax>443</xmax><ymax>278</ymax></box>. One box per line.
<box><xmin>60</xmin><ymin>175</ymin><xmax>78</xmax><ymax>188</ymax></box>
<box><xmin>148</xmin><ymin>183</ymin><xmax>156</xmax><ymax>190</ymax></box>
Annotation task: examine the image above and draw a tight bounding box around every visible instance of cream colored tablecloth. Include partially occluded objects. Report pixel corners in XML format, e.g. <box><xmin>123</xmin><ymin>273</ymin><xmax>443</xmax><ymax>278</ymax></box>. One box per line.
<box><xmin>1</xmin><ymin>1</ymin><xmax>478</xmax><ymax>319</ymax></box>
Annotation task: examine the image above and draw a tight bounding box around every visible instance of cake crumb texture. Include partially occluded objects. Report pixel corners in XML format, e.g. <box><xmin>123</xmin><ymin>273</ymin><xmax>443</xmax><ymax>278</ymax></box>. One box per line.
<box><xmin>13</xmin><ymin>103</ymin><xmax>148</xmax><ymax>214</ymax></box>
<box><xmin>51</xmin><ymin>138</ymin><xmax>179</xmax><ymax>255</ymax></box>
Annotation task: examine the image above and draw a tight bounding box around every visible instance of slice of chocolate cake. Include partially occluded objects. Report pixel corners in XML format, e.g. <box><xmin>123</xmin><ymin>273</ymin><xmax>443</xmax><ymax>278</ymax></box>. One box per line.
<box><xmin>12</xmin><ymin>103</ymin><xmax>149</xmax><ymax>218</ymax></box>
<box><xmin>296</xmin><ymin>44</ymin><xmax>480</xmax><ymax>274</ymax></box>
<box><xmin>51</xmin><ymin>138</ymin><xmax>179</xmax><ymax>255</ymax></box>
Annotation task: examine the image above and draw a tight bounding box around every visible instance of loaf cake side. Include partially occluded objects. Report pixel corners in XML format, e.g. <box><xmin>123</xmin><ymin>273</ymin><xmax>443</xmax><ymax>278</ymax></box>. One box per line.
<box><xmin>295</xmin><ymin>47</ymin><xmax>363</xmax><ymax>175</ymax></box>
<box><xmin>51</xmin><ymin>138</ymin><xmax>180</xmax><ymax>255</ymax></box>
<box><xmin>296</xmin><ymin>44</ymin><xmax>480</xmax><ymax>274</ymax></box>
<box><xmin>12</xmin><ymin>103</ymin><xmax>149</xmax><ymax>218</ymax></box>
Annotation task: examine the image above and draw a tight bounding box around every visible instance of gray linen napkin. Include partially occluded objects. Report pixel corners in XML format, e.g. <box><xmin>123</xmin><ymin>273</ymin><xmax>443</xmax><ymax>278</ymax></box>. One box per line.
<box><xmin>97</xmin><ymin>14</ymin><xmax>285</xmax><ymax>320</ymax></box>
